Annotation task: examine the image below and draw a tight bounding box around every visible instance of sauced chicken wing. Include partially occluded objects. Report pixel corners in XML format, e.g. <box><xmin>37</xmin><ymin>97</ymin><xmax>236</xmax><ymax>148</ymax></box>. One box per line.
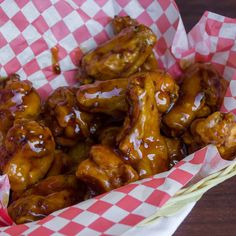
<box><xmin>67</xmin><ymin>140</ymin><xmax>93</xmax><ymax>173</ymax></box>
<box><xmin>0</xmin><ymin>75</ymin><xmax>41</xmax><ymax>119</ymax></box>
<box><xmin>77</xmin><ymin>78</ymin><xmax>129</xmax><ymax>117</ymax></box>
<box><xmin>77</xmin><ymin>71</ymin><xmax>178</xmax><ymax>117</ymax></box>
<box><xmin>164</xmin><ymin>137</ymin><xmax>186</xmax><ymax>168</ymax></box>
<box><xmin>152</xmin><ymin>70</ymin><xmax>179</xmax><ymax>113</ymax></box>
<box><xmin>44</xmin><ymin>87</ymin><xmax>93</xmax><ymax>147</ymax></box>
<box><xmin>0</xmin><ymin>119</ymin><xmax>55</xmax><ymax>192</ymax></box>
<box><xmin>46</xmin><ymin>150</ymin><xmax>72</xmax><ymax>177</ymax></box>
<box><xmin>182</xmin><ymin>130</ymin><xmax>201</xmax><ymax>155</ymax></box>
<box><xmin>20</xmin><ymin>175</ymin><xmax>84</xmax><ymax>198</ymax></box>
<box><xmin>188</xmin><ymin>112</ymin><xmax>236</xmax><ymax>160</ymax></box>
<box><xmin>98</xmin><ymin>126</ymin><xmax>121</xmax><ymax>147</ymax></box>
<box><xmin>112</xmin><ymin>15</ymin><xmax>158</xmax><ymax>72</ymax></box>
<box><xmin>139</xmin><ymin>52</ymin><xmax>158</xmax><ymax>72</ymax></box>
<box><xmin>0</xmin><ymin>74</ymin><xmax>41</xmax><ymax>143</ymax></box>
<box><xmin>76</xmin><ymin>145</ymin><xmax>138</xmax><ymax>194</ymax></box>
<box><xmin>112</xmin><ymin>15</ymin><xmax>138</xmax><ymax>34</ymax></box>
<box><xmin>81</xmin><ymin>24</ymin><xmax>157</xmax><ymax>80</ymax></box>
<box><xmin>117</xmin><ymin>73</ymin><xmax>169</xmax><ymax>179</ymax></box>
<box><xmin>9</xmin><ymin>191</ymin><xmax>77</xmax><ymax>224</ymax></box>
<box><xmin>8</xmin><ymin>175</ymin><xmax>84</xmax><ymax>224</ymax></box>
<box><xmin>163</xmin><ymin>63</ymin><xmax>228</xmax><ymax>137</ymax></box>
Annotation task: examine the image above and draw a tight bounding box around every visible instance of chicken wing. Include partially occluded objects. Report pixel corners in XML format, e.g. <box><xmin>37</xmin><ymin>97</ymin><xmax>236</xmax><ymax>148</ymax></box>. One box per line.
<box><xmin>80</xmin><ymin>24</ymin><xmax>157</xmax><ymax>80</ymax></box>
<box><xmin>77</xmin><ymin>71</ymin><xmax>179</xmax><ymax>116</ymax></box>
<box><xmin>164</xmin><ymin>137</ymin><xmax>186</xmax><ymax>168</ymax></box>
<box><xmin>112</xmin><ymin>15</ymin><xmax>138</xmax><ymax>34</ymax></box>
<box><xmin>182</xmin><ymin>130</ymin><xmax>202</xmax><ymax>155</ymax></box>
<box><xmin>20</xmin><ymin>174</ymin><xmax>84</xmax><ymax>198</ymax></box>
<box><xmin>98</xmin><ymin>126</ymin><xmax>121</xmax><ymax>147</ymax></box>
<box><xmin>46</xmin><ymin>150</ymin><xmax>72</xmax><ymax>177</ymax></box>
<box><xmin>162</xmin><ymin>63</ymin><xmax>228</xmax><ymax>137</ymax></box>
<box><xmin>117</xmin><ymin>73</ymin><xmax>169</xmax><ymax>179</ymax></box>
<box><xmin>76</xmin><ymin>78</ymin><xmax>129</xmax><ymax>117</ymax></box>
<box><xmin>153</xmin><ymin>70</ymin><xmax>179</xmax><ymax>113</ymax></box>
<box><xmin>189</xmin><ymin>112</ymin><xmax>236</xmax><ymax>160</ymax></box>
<box><xmin>112</xmin><ymin>15</ymin><xmax>158</xmax><ymax>72</ymax></box>
<box><xmin>76</xmin><ymin>145</ymin><xmax>138</xmax><ymax>194</ymax></box>
<box><xmin>8</xmin><ymin>175</ymin><xmax>84</xmax><ymax>224</ymax></box>
<box><xmin>0</xmin><ymin>119</ymin><xmax>55</xmax><ymax>192</ymax></box>
<box><xmin>0</xmin><ymin>74</ymin><xmax>41</xmax><ymax>143</ymax></box>
<box><xmin>44</xmin><ymin>86</ymin><xmax>93</xmax><ymax>147</ymax></box>
<box><xmin>67</xmin><ymin>140</ymin><xmax>93</xmax><ymax>172</ymax></box>
<box><xmin>140</xmin><ymin>52</ymin><xmax>158</xmax><ymax>72</ymax></box>
<box><xmin>9</xmin><ymin>191</ymin><xmax>78</xmax><ymax>224</ymax></box>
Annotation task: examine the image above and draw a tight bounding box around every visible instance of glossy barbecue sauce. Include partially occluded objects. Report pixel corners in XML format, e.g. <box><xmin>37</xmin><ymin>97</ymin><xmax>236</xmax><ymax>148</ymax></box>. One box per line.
<box><xmin>51</xmin><ymin>46</ymin><xmax>61</xmax><ymax>75</ymax></box>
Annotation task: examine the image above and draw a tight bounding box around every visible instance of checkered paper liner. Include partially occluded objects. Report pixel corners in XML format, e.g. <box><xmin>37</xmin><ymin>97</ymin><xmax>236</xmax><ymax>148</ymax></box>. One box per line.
<box><xmin>0</xmin><ymin>0</ymin><xmax>236</xmax><ymax>235</ymax></box>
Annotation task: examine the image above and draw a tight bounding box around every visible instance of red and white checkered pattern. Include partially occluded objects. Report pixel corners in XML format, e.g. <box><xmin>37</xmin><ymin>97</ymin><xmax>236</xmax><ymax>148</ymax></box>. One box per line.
<box><xmin>0</xmin><ymin>175</ymin><xmax>12</xmax><ymax>227</ymax></box>
<box><xmin>0</xmin><ymin>1</ymin><xmax>236</xmax><ymax>235</ymax></box>
<box><xmin>171</xmin><ymin>11</ymin><xmax>236</xmax><ymax>115</ymax></box>
<box><xmin>0</xmin><ymin>147</ymin><xmax>211</xmax><ymax>236</ymax></box>
<box><xmin>0</xmin><ymin>0</ymin><xmax>182</xmax><ymax>99</ymax></box>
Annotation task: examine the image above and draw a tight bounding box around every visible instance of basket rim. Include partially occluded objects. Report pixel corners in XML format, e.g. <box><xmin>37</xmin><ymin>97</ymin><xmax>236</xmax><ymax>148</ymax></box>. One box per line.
<box><xmin>138</xmin><ymin>161</ymin><xmax>236</xmax><ymax>226</ymax></box>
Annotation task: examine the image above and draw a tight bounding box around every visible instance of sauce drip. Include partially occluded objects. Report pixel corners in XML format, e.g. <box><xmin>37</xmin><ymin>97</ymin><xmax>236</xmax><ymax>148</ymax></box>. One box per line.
<box><xmin>51</xmin><ymin>46</ymin><xmax>61</xmax><ymax>75</ymax></box>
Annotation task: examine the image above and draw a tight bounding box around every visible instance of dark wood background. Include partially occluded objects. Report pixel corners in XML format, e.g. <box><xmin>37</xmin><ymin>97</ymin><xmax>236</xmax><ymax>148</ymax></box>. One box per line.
<box><xmin>174</xmin><ymin>1</ymin><xmax>236</xmax><ymax>236</ymax></box>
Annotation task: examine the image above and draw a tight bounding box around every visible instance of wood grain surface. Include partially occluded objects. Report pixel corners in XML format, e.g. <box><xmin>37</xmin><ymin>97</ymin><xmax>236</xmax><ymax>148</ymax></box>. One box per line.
<box><xmin>174</xmin><ymin>1</ymin><xmax>236</xmax><ymax>236</ymax></box>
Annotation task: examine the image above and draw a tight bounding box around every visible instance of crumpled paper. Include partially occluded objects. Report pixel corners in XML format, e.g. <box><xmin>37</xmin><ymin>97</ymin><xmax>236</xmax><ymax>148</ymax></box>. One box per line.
<box><xmin>0</xmin><ymin>1</ymin><xmax>236</xmax><ymax>235</ymax></box>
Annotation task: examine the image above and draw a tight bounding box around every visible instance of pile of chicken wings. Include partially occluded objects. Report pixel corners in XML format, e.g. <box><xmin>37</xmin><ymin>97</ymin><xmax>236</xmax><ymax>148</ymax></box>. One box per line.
<box><xmin>0</xmin><ymin>16</ymin><xmax>234</xmax><ymax>224</ymax></box>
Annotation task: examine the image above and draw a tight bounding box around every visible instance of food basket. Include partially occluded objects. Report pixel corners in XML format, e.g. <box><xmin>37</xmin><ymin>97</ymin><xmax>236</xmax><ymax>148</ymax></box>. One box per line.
<box><xmin>140</xmin><ymin>161</ymin><xmax>236</xmax><ymax>223</ymax></box>
<box><xmin>0</xmin><ymin>0</ymin><xmax>236</xmax><ymax>235</ymax></box>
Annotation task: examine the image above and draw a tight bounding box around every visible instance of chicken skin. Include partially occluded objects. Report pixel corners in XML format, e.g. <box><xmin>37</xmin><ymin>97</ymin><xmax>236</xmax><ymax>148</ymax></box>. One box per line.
<box><xmin>187</xmin><ymin>112</ymin><xmax>236</xmax><ymax>160</ymax></box>
<box><xmin>77</xmin><ymin>78</ymin><xmax>129</xmax><ymax>117</ymax></box>
<box><xmin>0</xmin><ymin>119</ymin><xmax>55</xmax><ymax>192</ymax></box>
<box><xmin>118</xmin><ymin>73</ymin><xmax>169</xmax><ymax>179</ymax></box>
<box><xmin>76</xmin><ymin>145</ymin><xmax>138</xmax><ymax>194</ymax></box>
<box><xmin>112</xmin><ymin>15</ymin><xmax>158</xmax><ymax>72</ymax></box>
<box><xmin>81</xmin><ymin>24</ymin><xmax>157</xmax><ymax>81</ymax></box>
<box><xmin>152</xmin><ymin>70</ymin><xmax>179</xmax><ymax>113</ymax></box>
<box><xmin>44</xmin><ymin>87</ymin><xmax>93</xmax><ymax>147</ymax></box>
<box><xmin>46</xmin><ymin>150</ymin><xmax>72</xmax><ymax>177</ymax></box>
<box><xmin>164</xmin><ymin>137</ymin><xmax>186</xmax><ymax>168</ymax></box>
<box><xmin>67</xmin><ymin>140</ymin><xmax>93</xmax><ymax>173</ymax></box>
<box><xmin>8</xmin><ymin>175</ymin><xmax>84</xmax><ymax>224</ymax></box>
<box><xmin>77</xmin><ymin>71</ymin><xmax>178</xmax><ymax>117</ymax></box>
<box><xmin>0</xmin><ymin>74</ymin><xmax>41</xmax><ymax>144</ymax></box>
<box><xmin>112</xmin><ymin>15</ymin><xmax>139</xmax><ymax>34</ymax></box>
<box><xmin>98</xmin><ymin>126</ymin><xmax>121</xmax><ymax>147</ymax></box>
<box><xmin>163</xmin><ymin>63</ymin><xmax>228</xmax><ymax>137</ymax></box>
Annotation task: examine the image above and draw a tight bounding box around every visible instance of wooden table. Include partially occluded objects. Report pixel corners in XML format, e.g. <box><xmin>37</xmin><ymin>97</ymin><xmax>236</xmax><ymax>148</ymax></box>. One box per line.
<box><xmin>174</xmin><ymin>1</ymin><xmax>236</xmax><ymax>235</ymax></box>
